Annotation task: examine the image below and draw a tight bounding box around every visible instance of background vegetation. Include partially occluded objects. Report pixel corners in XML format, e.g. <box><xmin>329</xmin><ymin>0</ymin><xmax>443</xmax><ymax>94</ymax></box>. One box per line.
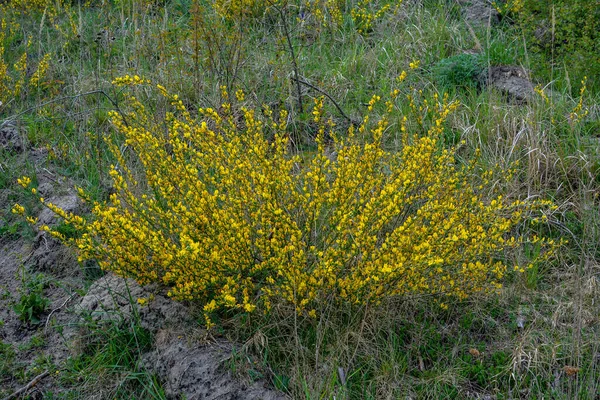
<box><xmin>1</xmin><ymin>0</ymin><xmax>599</xmax><ymax>398</ymax></box>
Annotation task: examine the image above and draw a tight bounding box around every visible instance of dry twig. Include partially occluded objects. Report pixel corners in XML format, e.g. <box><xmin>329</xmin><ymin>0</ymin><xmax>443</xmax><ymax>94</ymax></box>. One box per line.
<box><xmin>44</xmin><ymin>293</ymin><xmax>77</xmax><ymax>333</ymax></box>
<box><xmin>2</xmin><ymin>371</ymin><xmax>49</xmax><ymax>400</ymax></box>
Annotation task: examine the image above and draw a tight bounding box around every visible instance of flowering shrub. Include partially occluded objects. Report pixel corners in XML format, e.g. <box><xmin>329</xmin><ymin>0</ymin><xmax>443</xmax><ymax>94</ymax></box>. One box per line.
<box><xmin>304</xmin><ymin>0</ymin><xmax>344</xmax><ymax>29</ymax></box>
<box><xmin>1</xmin><ymin>0</ymin><xmax>65</xmax><ymax>15</ymax></box>
<box><xmin>213</xmin><ymin>0</ymin><xmax>398</xmax><ymax>34</ymax></box>
<box><xmin>14</xmin><ymin>75</ymin><xmax>557</xmax><ymax>326</ymax></box>
<box><xmin>212</xmin><ymin>0</ymin><xmax>268</xmax><ymax>20</ymax></box>
<box><xmin>212</xmin><ymin>0</ymin><xmax>337</xmax><ymax>22</ymax></box>
<box><xmin>351</xmin><ymin>0</ymin><xmax>400</xmax><ymax>35</ymax></box>
<box><xmin>0</xmin><ymin>27</ymin><xmax>52</xmax><ymax>110</ymax></box>
<box><xmin>492</xmin><ymin>0</ymin><xmax>524</xmax><ymax>15</ymax></box>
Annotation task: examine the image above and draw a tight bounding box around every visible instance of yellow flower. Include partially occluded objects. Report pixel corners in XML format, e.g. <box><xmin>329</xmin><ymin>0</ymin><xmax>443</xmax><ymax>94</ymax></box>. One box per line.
<box><xmin>137</xmin><ymin>297</ymin><xmax>149</xmax><ymax>306</ymax></box>
<box><xmin>11</xmin><ymin>203</ymin><xmax>25</xmax><ymax>215</ymax></box>
<box><xmin>17</xmin><ymin>176</ymin><xmax>31</xmax><ymax>188</ymax></box>
<box><xmin>244</xmin><ymin>303</ymin><xmax>256</xmax><ymax>312</ymax></box>
<box><xmin>204</xmin><ymin>300</ymin><xmax>217</xmax><ymax>312</ymax></box>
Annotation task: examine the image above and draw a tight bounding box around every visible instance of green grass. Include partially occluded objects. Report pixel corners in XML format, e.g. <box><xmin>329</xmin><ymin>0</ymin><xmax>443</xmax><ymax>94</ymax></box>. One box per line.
<box><xmin>0</xmin><ymin>340</ymin><xmax>17</xmax><ymax>380</ymax></box>
<box><xmin>55</xmin><ymin>317</ymin><xmax>164</xmax><ymax>399</ymax></box>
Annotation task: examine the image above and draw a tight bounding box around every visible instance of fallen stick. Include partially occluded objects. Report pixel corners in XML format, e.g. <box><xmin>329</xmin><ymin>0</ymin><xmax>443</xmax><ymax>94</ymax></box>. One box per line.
<box><xmin>3</xmin><ymin>370</ymin><xmax>49</xmax><ymax>400</ymax></box>
<box><xmin>44</xmin><ymin>293</ymin><xmax>77</xmax><ymax>333</ymax></box>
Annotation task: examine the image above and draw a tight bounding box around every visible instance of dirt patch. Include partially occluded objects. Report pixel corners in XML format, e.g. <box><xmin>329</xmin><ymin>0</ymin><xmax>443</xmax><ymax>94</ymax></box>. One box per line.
<box><xmin>143</xmin><ymin>331</ymin><xmax>286</xmax><ymax>400</ymax></box>
<box><xmin>27</xmin><ymin>234</ymin><xmax>79</xmax><ymax>278</ymax></box>
<box><xmin>479</xmin><ymin>66</ymin><xmax>535</xmax><ymax>103</ymax></box>
<box><xmin>79</xmin><ymin>274</ymin><xmax>192</xmax><ymax>334</ymax></box>
<box><xmin>0</xmin><ymin>133</ymin><xmax>81</xmax><ymax>377</ymax></box>
<box><xmin>0</xmin><ymin>240</ymin><xmax>35</xmax><ymax>340</ymax></box>
<box><xmin>0</xmin><ymin>235</ymin><xmax>81</xmax><ymax>397</ymax></box>
<box><xmin>37</xmin><ymin>192</ymin><xmax>80</xmax><ymax>226</ymax></box>
<box><xmin>32</xmin><ymin>190</ymin><xmax>83</xmax><ymax>278</ymax></box>
<box><xmin>0</xmin><ymin>152</ymin><xmax>84</xmax><ymax>397</ymax></box>
<box><xmin>457</xmin><ymin>0</ymin><xmax>500</xmax><ymax>25</ymax></box>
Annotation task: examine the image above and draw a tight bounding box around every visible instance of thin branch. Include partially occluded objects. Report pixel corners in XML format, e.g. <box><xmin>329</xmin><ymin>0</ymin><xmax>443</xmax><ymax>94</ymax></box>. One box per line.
<box><xmin>44</xmin><ymin>293</ymin><xmax>77</xmax><ymax>333</ymax></box>
<box><xmin>2</xmin><ymin>371</ymin><xmax>49</xmax><ymax>400</ymax></box>
<box><xmin>292</xmin><ymin>77</ymin><xmax>359</xmax><ymax>125</ymax></box>
<box><xmin>267</xmin><ymin>0</ymin><xmax>304</xmax><ymax>113</ymax></box>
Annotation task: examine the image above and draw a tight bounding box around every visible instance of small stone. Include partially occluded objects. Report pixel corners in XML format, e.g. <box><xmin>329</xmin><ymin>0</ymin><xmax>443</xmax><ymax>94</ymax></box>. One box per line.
<box><xmin>479</xmin><ymin>66</ymin><xmax>535</xmax><ymax>103</ymax></box>
<box><xmin>457</xmin><ymin>0</ymin><xmax>500</xmax><ymax>25</ymax></box>
<box><xmin>0</xmin><ymin>120</ymin><xmax>28</xmax><ymax>153</ymax></box>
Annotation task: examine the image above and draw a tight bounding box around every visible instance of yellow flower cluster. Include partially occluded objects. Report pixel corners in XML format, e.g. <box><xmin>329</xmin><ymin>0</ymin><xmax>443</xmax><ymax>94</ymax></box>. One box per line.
<box><xmin>212</xmin><ymin>0</ymin><xmax>274</xmax><ymax>20</ymax></box>
<box><xmin>492</xmin><ymin>0</ymin><xmax>524</xmax><ymax>15</ymax></box>
<box><xmin>112</xmin><ymin>75</ymin><xmax>152</xmax><ymax>87</ymax></box>
<box><xmin>569</xmin><ymin>77</ymin><xmax>589</xmax><ymax>124</ymax></box>
<box><xmin>304</xmin><ymin>0</ymin><xmax>344</xmax><ymax>29</ymax></box>
<box><xmin>2</xmin><ymin>0</ymin><xmax>61</xmax><ymax>14</ymax></box>
<box><xmin>534</xmin><ymin>84</ymin><xmax>550</xmax><ymax>105</ymax></box>
<box><xmin>27</xmin><ymin>77</ymin><xmax>558</xmax><ymax>327</ymax></box>
<box><xmin>0</xmin><ymin>24</ymin><xmax>52</xmax><ymax>107</ymax></box>
<box><xmin>11</xmin><ymin>203</ymin><xmax>25</xmax><ymax>216</ymax></box>
<box><xmin>534</xmin><ymin>77</ymin><xmax>589</xmax><ymax>128</ymax></box>
<box><xmin>213</xmin><ymin>0</ymin><xmax>343</xmax><ymax>27</ymax></box>
<box><xmin>212</xmin><ymin>0</ymin><xmax>396</xmax><ymax>33</ymax></box>
<box><xmin>351</xmin><ymin>0</ymin><xmax>400</xmax><ymax>35</ymax></box>
<box><xmin>17</xmin><ymin>176</ymin><xmax>32</xmax><ymax>188</ymax></box>
<box><xmin>29</xmin><ymin>53</ymin><xmax>52</xmax><ymax>88</ymax></box>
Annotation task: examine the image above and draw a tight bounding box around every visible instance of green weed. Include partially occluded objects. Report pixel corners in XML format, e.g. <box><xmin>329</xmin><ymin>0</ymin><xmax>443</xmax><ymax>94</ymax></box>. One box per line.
<box><xmin>432</xmin><ymin>53</ymin><xmax>485</xmax><ymax>90</ymax></box>
<box><xmin>13</xmin><ymin>272</ymin><xmax>50</xmax><ymax>325</ymax></box>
